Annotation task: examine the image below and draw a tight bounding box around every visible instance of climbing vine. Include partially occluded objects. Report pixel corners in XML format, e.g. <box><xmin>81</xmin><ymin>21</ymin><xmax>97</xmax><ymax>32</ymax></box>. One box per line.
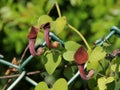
<box><xmin>0</xmin><ymin>0</ymin><xmax>120</xmax><ymax>90</ymax></box>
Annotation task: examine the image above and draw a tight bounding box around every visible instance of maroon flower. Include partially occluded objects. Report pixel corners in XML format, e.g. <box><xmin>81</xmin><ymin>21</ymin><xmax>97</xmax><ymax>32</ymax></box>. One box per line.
<box><xmin>74</xmin><ymin>46</ymin><xmax>88</xmax><ymax>65</ymax></box>
<box><xmin>74</xmin><ymin>46</ymin><xmax>94</xmax><ymax>80</ymax></box>
<box><xmin>28</xmin><ymin>26</ymin><xmax>44</xmax><ymax>56</ymax></box>
<box><xmin>41</xmin><ymin>22</ymin><xmax>60</xmax><ymax>48</ymax></box>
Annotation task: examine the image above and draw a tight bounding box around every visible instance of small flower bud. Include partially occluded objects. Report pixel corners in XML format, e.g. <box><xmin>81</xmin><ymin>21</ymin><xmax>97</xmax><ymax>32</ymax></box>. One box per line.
<box><xmin>51</xmin><ymin>41</ymin><xmax>60</xmax><ymax>48</ymax></box>
<box><xmin>37</xmin><ymin>47</ymin><xmax>44</xmax><ymax>55</ymax></box>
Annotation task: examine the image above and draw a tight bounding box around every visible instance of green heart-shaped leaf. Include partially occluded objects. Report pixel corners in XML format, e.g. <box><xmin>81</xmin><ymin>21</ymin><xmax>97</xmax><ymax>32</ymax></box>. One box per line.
<box><xmin>87</xmin><ymin>46</ymin><xmax>106</xmax><ymax>70</ymax></box>
<box><xmin>53</xmin><ymin>78</ymin><xmax>68</xmax><ymax>90</ymax></box>
<box><xmin>35</xmin><ymin>78</ymin><xmax>68</xmax><ymax>90</ymax></box>
<box><xmin>51</xmin><ymin>16</ymin><xmax>66</xmax><ymax>34</ymax></box>
<box><xmin>63</xmin><ymin>51</ymin><xmax>75</xmax><ymax>61</ymax></box>
<box><xmin>37</xmin><ymin>15</ymin><xmax>53</xmax><ymax>27</ymax></box>
<box><xmin>98</xmin><ymin>76</ymin><xmax>114</xmax><ymax>90</ymax></box>
<box><xmin>45</xmin><ymin>52</ymin><xmax>61</xmax><ymax>75</ymax></box>
<box><xmin>35</xmin><ymin>82</ymin><xmax>49</xmax><ymax>90</ymax></box>
<box><xmin>65</xmin><ymin>41</ymin><xmax>80</xmax><ymax>51</ymax></box>
<box><xmin>63</xmin><ymin>41</ymin><xmax>80</xmax><ymax>61</ymax></box>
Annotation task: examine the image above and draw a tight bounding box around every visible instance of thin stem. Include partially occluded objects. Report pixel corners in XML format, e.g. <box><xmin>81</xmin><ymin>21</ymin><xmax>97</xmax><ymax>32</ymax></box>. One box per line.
<box><xmin>0</xmin><ymin>71</ymin><xmax>41</xmax><ymax>79</ymax></box>
<box><xmin>19</xmin><ymin>45</ymin><xmax>29</xmax><ymax>64</ymax></box>
<box><xmin>47</xmin><ymin>3</ymin><xmax>55</xmax><ymax>15</ymax></box>
<box><xmin>67</xmin><ymin>24</ymin><xmax>91</xmax><ymax>50</ymax></box>
<box><xmin>97</xmin><ymin>72</ymin><xmax>106</xmax><ymax>77</ymax></box>
<box><xmin>55</xmin><ymin>1</ymin><xmax>62</xmax><ymax>17</ymax></box>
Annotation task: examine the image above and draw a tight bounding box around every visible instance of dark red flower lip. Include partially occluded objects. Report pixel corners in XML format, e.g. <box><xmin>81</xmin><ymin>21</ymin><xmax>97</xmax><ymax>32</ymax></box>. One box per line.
<box><xmin>74</xmin><ymin>46</ymin><xmax>88</xmax><ymax>65</ymax></box>
<box><xmin>74</xmin><ymin>46</ymin><xmax>94</xmax><ymax>80</ymax></box>
<box><xmin>28</xmin><ymin>26</ymin><xmax>38</xmax><ymax>39</ymax></box>
<box><xmin>41</xmin><ymin>22</ymin><xmax>60</xmax><ymax>48</ymax></box>
<box><xmin>28</xmin><ymin>26</ymin><xmax>43</xmax><ymax>56</ymax></box>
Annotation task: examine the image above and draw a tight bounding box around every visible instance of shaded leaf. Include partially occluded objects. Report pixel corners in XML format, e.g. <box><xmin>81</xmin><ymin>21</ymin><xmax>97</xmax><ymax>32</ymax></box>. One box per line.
<box><xmin>45</xmin><ymin>53</ymin><xmax>61</xmax><ymax>75</ymax></box>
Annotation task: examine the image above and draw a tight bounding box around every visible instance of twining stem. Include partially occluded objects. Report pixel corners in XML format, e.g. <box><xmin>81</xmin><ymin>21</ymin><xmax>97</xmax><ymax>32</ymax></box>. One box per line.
<box><xmin>67</xmin><ymin>24</ymin><xmax>91</xmax><ymax>50</ymax></box>
<box><xmin>54</xmin><ymin>1</ymin><xmax>90</xmax><ymax>50</ymax></box>
<box><xmin>47</xmin><ymin>3</ymin><xmax>55</xmax><ymax>15</ymax></box>
<box><xmin>55</xmin><ymin>1</ymin><xmax>62</xmax><ymax>17</ymax></box>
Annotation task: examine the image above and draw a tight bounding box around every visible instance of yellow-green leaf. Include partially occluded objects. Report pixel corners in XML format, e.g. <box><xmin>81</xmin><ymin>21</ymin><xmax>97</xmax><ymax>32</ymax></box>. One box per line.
<box><xmin>98</xmin><ymin>77</ymin><xmax>114</xmax><ymax>90</ymax></box>
<box><xmin>111</xmin><ymin>64</ymin><xmax>120</xmax><ymax>72</ymax></box>
<box><xmin>98</xmin><ymin>77</ymin><xmax>107</xmax><ymax>90</ymax></box>
<box><xmin>37</xmin><ymin>15</ymin><xmax>53</xmax><ymax>27</ymax></box>
<box><xmin>87</xmin><ymin>46</ymin><xmax>106</xmax><ymax>70</ymax></box>
<box><xmin>63</xmin><ymin>51</ymin><xmax>75</xmax><ymax>61</ymax></box>
<box><xmin>51</xmin><ymin>16</ymin><xmax>66</xmax><ymax>34</ymax></box>
<box><xmin>35</xmin><ymin>78</ymin><xmax>68</xmax><ymax>90</ymax></box>
<box><xmin>35</xmin><ymin>82</ymin><xmax>49</xmax><ymax>90</ymax></box>
<box><xmin>45</xmin><ymin>53</ymin><xmax>61</xmax><ymax>75</ymax></box>
<box><xmin>63</xmin><ymin>41</ymin><xmax>80</xmax><ymax>61</ymax></box>
<box><xmin>89</xmin><ymin>46</ymin><xmax>106</xmax><ymax>62</ymax></box>
<box><xmin>53</xmin><ymin>78</ymin><xmax>68</xmax><ymax>90</ymax></box>
<box><xmin>65</xmin><ymin>41</ymin><xmax>80</xmax><ymax>51</ymax></box>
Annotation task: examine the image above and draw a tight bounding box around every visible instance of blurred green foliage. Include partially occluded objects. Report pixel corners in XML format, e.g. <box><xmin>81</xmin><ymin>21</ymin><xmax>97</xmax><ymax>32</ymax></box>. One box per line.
<box><xmin>1</xmin><ymin>0</ymin><xmax>120</xmax><ymax>90</ymax></box>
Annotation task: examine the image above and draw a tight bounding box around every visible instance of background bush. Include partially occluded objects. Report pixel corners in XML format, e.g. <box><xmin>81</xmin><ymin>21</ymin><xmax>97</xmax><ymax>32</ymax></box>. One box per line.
<box><xmin>0</xmin><ymin>0</ymin><xmax>120</xmax><ymax>90</ymax></box>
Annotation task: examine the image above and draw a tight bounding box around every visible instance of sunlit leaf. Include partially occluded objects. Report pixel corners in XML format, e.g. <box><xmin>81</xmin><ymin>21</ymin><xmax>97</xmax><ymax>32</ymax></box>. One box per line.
<box><xmin>98</xmin><ymin>77</ymin><xmax>114</xmax><ymax>90</ymax></box>
<box><xmin>98</xmin><ymin>77</ymin><xmax>107</xmax><ymax>90</ymax></box>
<box><xmin>65</xmin><ymin>41</ymin><xmax>80</xmax><ymax>51</ymax></box>
<box><xmin>106</xmin><ymin>77</ymin><xmax>114</xmax><ymax>83</ymax></box>
<box><xmin>87</xmin><ymin>46</ymin><xmax>106</xmax><ymax>70</ymax></box>
<box><xmin>53</xmin><ymin>78</ymin><xmax>68</xmax><ymax>90</ymax></box>
<box><xmin>35</xmin><ymin>82</ymin><xmax>49</xmax><ymax>90</ymax></box>
<box><xmin>111</xmin><ymin>64</ymin><xmax>120</xmax><ymax>72</ymax></box>
<box><xmin>51</xmin><ymin>16</ymin><xmax>66</xmax><ymax>34</ymax></box>
<box><xmin>37</xmin><ymin>15</ymin><xmax>53</xmax><ymax>27</ymax></box>
<box><xmin>63</xmin><ymin>51</ymin><xmax>75</xmax><ymax>61</ymax></box>
<box><xmin>35</xmin><ymin>78</ymin><xmax>68</xmax><ymax>90</ymax></box>
<box><xmin>63</xmin><ymin>41</ymin><xmax>80</xmax><ymax>61</ymax></box>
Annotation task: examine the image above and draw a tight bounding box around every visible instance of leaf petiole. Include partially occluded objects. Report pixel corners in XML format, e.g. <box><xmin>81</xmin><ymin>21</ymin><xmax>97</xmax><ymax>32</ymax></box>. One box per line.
<box><xmin>67</xmin><ymin>24</ymin><xmax>91</xmax><ymax>51</ymax></box>
<box><xmin>55</xmin><ymin>1</ymin><xmax>62</xmax><ymax>17</ymax></box>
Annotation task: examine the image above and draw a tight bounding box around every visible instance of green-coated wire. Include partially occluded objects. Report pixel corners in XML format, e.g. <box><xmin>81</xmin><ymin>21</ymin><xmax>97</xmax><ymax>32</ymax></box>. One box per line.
<box><xmin>97</xmin><ymin>30</ymin><xmax>115</xmax><ymax>46</ymax></box>
<box><xmin>0</xmin><ymin>59</ymin><xmax>20</xmax><ymax>69</ymax></box>
<box><xmin>25</xmin><ymin>76</ymin><xmax>38</xmax><ymax>86</ymax></box>
<box><xmin>50</xmin><ymin>32</ymin><xmax>65</xmax><ymax>45</ymax></box>
<box><xmin>7</xmin><ymin>71</ymin><xmax>26</xmax><ymax>90</ymax></box>
<box><xmin>19</xmin><ymin>55</ymin><xmax>33</xmax><ymax>72</ymax></box>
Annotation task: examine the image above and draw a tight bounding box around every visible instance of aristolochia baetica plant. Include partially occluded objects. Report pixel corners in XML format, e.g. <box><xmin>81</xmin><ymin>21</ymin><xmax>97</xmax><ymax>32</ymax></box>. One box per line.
<box><xmin>74</xmin><ymin>46</ymin><xmax>95</xmax><ymax>80</ymax></box>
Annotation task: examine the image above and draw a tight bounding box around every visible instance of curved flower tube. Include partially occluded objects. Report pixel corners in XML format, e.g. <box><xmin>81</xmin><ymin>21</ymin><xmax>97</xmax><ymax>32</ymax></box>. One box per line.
<box><xmin>41</xmin><ymin>22</ymin><xmax>60</xmax><ymax>48</ymax></box>
<box><xmin>74</xmin><ymin>46</ymin><xmax>94</xmax><ymax>80</ymax></box>
<box><xmin>28</xmin><ymin>26</ymin><xmax>44</xmax><ymax>56</ymax></box>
